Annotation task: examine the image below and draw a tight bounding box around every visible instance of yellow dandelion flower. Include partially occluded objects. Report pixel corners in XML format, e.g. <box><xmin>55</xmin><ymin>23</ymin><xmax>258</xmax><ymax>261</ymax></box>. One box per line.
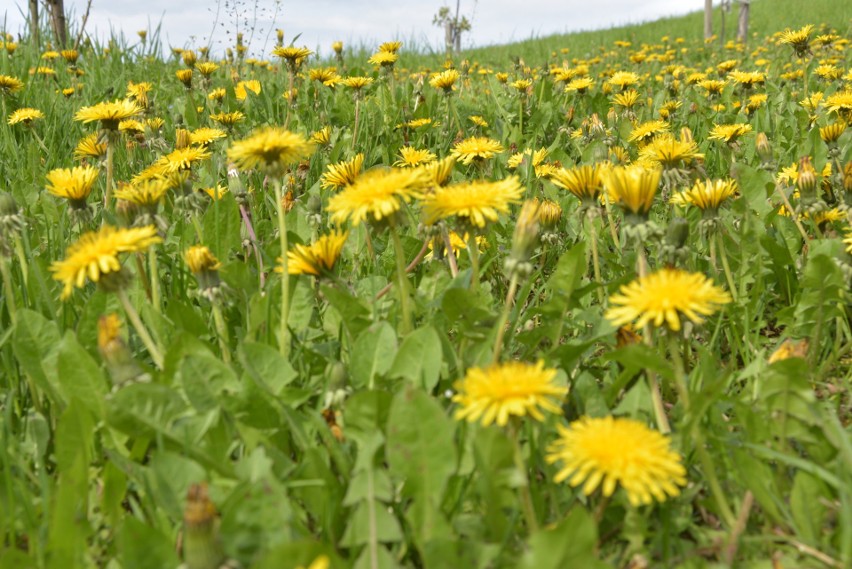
<box><xmin>210</xmin><ymin>111</ymin><xmax>246</xmax><ymax>127</ymax></box>
<box><xmin>450</xmin><ymin>136</ymin><xmax>504</xmax><ymax>165</ymax></box>
<box><xmin>341</xmin><ymin>76</ymin><xmax>373</xmax><ymax>91</ymax></box>
<box><xmin>452</xmin><ymin>360</ymin><xmax>567</xmax><ymax>427</ymax></box>
<box><xmin>272</xmin><ymin>46</ymin><xmax>313</xmax><ymax>64</ymax></box>
<box><xmin>195</xmin><ymin>62</ymin><xmax>219</xmax><ymax>77</ymax></box>
<box><xmin>843</xmin><ymin>229</ymin><xmax>852</xmax><ymax>254</ymax></box>
<box><xmin>74</xmin><ymin>99</ymin><xmax>142</xmax><ymax>130</ymax></box>
<box><xmin>824</xmin><ymin>90</ymin><xmax>852</xmax><ymax>119</ymax></box>
<box><xmin>778</xmin><ymin>24</ymin><xmax>814</xmax><ymax>57</ymax></box>
<box><xmin>326</xmin><ymin>167</ymin><xmax>428</xmax><ymax>226</ymax></box>
<box><xmin>74</xmin><ymin>132</ymin><xmax>108</xmax><ymax>161</ymax></box>
<box><xmin>606</xmin><ymin>268</ymin><xmax>731</xmax><ymax>331</ymax></box>
<box><xmin>628</xmin><ymin>120</ymin><xmax>670</xmax><ymax>146</ymax></box>
<box><xmin>50</xmin><ymin>225</ymin><xmax>161</xmax><ymax>299</ymax></box>
<box><xmin>235</xmin><ymin>79</ymin><xmax>261</xmax><ymax>100</ymax></box>
<box><xmin>565</xmin><ymin>77</ymin><xmax>594</xmax><ymax>94</ymax></box>
<box><xmin>729</xmin><ymin>70</ymin><xmax>765</xmax><ymax>88</ymax></box>
<box><xmin>208</xmin><ymin>88</ymin><xmax>226</xmax><ymax>102</ymax></box>
<box><xmin>378</xmin><ymin>41</ymin><xmax>402</xmax><ymax>53</ymax></box>
<box><xmin>419</xmin><ymin>156</ymin><xmax>456</xmax><ymax>187</ymax></box>
<box><xmin>118</xmin><ymin>119</ymin><xmax>145</xmax><ymax>134</ymax></box>
<box><xmin>8</xmin><ymin>107</ymin><xmax>44</xmax><ymax>125</ymax></box>
<box><xmin>184</xmin><ymin>245</ymin><xmax>222</xmax><ymax>274</ymax></box>
<box><xmin>368</xmin><ymin>51</ymin><xmax>397</xmax><ymax>67</ymax></box>
<box><xmin>422</xmin><ymin>176</ymin><xmax>525</xmax><ymax>227</ymax></box>
<box><xmin>430</xmin><ymin>69</ymin><xmax>460</xmax><ymax>93</ymax></box>
<box><xmin>394</xmin><ymin>146</ymin><xmax>436</xmax><ymax>167</ymax></box>
<box><xmin>321</xmin><ymin>154</ymin><xmax>364</xmax><ymax>190</ymax></box>
<box><xmin>469</xmin><ymin>115</ymin><xmax>488</xmax><ymax>127</ymax></box>
<box><xmin>277</xmin><ymin>230</ymin><xmax>348</xmax><ymax>276</ymax></box>
<box><xmin>708</xmin><ymin>123</ymin><xmax>753</xmax><ymax>144</ymax></box>
<box><xmin>639</xmin><ymin>135</ymin><xmax>702</xmax><ymax>169</ymax></box>
<box><xmin>612</xmin><ymin>89</ymin><xmax>641</xmax><ymax>110</ymax></box>
<box><xmin>698</xmin><ymin>79</ymin><xmax>726</xmax><ymax>96</ymax></box>
<box><xmin>549</xmin><ymin>164</ymin><xmax>603</xmax><ymax>202</ymax></box>
<box><xmin>608</xmin><ymin>71</ymin><xmax>640</xmax><ymax>90</ymax></box>
<box><xmin>45</xmin><ymin>165</ymin><xmax>99</xmax><ymax>202</ymax></box>
<box><xmin>159</xmin><ymin>146</ymin><xmax>211</xmax><ymax>173</ymax></box>
<box><xmin>605</xmin><ymin>164</ymin><xmax>661</xmax><ymax>215</ymax></box>
<box><xmin>190</xmin><ymin>127</ymin><xmax>227</xmax><ymax>146</ymax></box>
<box><xmin>546</xmin><ymin>416</ymin><xmax>686</xmax><ymax>506</ymax></box>
<box><xmin>227</xmin><ymin>127</ymin><xmax>314</xmax><ymax>175</ymax></box>
<box><xmin>0</xmin><ymin>74</ymin><xmax>24</xmax><ymax>95</ymax></box>
<box><xmin>114</xmin><ymin>179</ymin><xmax>170</xmax><ymax>206</ymax></box>
<box><xmin>674</xmin><ymin>179</ymin><xmax>738</xmax><ymax>211</ymax></box>
<box><xmin>404</xmin><ymin>117</ymin><xmax>434</xmax><ymax>129</ymax></box>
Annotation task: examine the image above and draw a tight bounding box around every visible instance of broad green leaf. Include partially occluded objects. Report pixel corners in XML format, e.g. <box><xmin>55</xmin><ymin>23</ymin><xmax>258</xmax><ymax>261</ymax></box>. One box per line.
<box><xmin>179</xmin><ymin>352</ymin><xmax>241</xmax><ymax>412</ymax></box>
<box><xmin>521</xmin><ymin>508</ymin><xmax>608</xmax><ymax>569</ymax></box>
<box><xmin>55</xmin><ymin>331</ymin><xmax>108</xmax><ymax>419</ymax></box>
<box><xmin>388</xmin><ymin>325</ymin><xmax>442</xmax><ymax>391</ymax></box>
<box><xmin>339</xmin><ymin>500</ymin><xmax>403</xmax><ymax>546</ymax></box>
<box><xmin>12</xmin><ymin>308</ymin><xmax>64</xmax><ymax>406</ymax></box>
<box><xmin>117</xmin><ymin>517</ymin><xmax>180</xmax><ymax>569</ymax></box>
<box><xmin>239</xmin><ymin>341</ymin><xmax>297</xmax><ymax>393</ymax></box>
<box><xmin>350</xmin><ymin>322</ymin><xmax>397</xmax><ymax>389</ymax></box>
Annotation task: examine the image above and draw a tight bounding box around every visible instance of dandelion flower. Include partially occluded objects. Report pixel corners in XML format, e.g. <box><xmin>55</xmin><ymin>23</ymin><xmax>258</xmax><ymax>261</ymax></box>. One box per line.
<box><xmin>74</xmin><ymin>132</ymin><xmax>108</xmax><ymax>161</ymax></box>
<box><xmin>114</xmin><ymin>179</ymin><xmax>170</xmax><ymax>206</ymax></box>
<box><xmin>185</xmin><ymin>245</ymin><xmax>222</xmax><ymax>274</ymax></box>
<box><xmin>326</xmin><ymin>168</ymin><xmax>428</xmax><ymax>226</ymax></box>
<box><xmin>419</xmin><ymin>156</ymin><xmax>456</xmax><ymax>187</ymax></box>
<box><xmin>278</xmin><ymin>230</ymin><xmax>348</xmax><ymax>276</ymax></box>
<box><xmin>638</xmin><ymin>135</ymin><xmax>702</xmax><ymax>169</ymax></box>
<box><xmin>45</xmin><ymin>165</ymin><xmax>99</xmax><ymax>203</ymax></box>
<box><xmin>452</xmin><ymin>360</ymin><xmax>567</xmax><ymax>427</ymax></box>
<box><xmin>549</xmin><ymin>164</ymin><xmax>603</xmax><ymax>203</ymax></box>
<box><xmin>778</xmin><ymin>24</ymin><xmax>814</xmax><ymax>57</ymax></box>
<box><xmin>627</xmin><ymin>120</ymin><xmax>669</xmax><ymax>146</ymax></box>
<box><xmin>394</xmin><ymin>147</ymin><xmax>436</xmax><ymax>167</ymax></box>
<box><xmin>51</xmin><ymin>225</ymin><xmax>161</xmax><ymax>299</ymax></box>
<box><xmin>708</xmin><ymin>123</ymin><xmax>753</xmax><ymax>144</ymax></box>
<box><xmin>74</xmin><ymin>99</ymin><xmax>142</xmax><ymax>130</ymax></box>
<box><xmin>341</xmin><ymin>76</ymin><xmax>373</xmax><ymax>91</ymax></box>
<box><xmin>227</xmin><ymin>127</ymin><xmax>314</xmax><ymax>175</ymax></box>
<box><xmin>422</xmin><ymin>176</ymin><xmax>524</xmax><ymax>227</ymax></box>
<box><xmin>672</xmin><ymin>179</ymin><xmax>738</xmax><ymax>212</ymax></box>
<box><xmin>450</xmin><ymin>136</ymin><xmax>504</xmax><ymax>165</ymax></box>
<box><xmin>8</xmin><ymin>107</ymin><xmax>44</xmax><ymax>126</ymax></box>
<box><xmin>605</xmin><ymin>164</ymin><xmax>661</xmax><ymax>216</ymax></box>
<box><xmin>190</xmin><ymin>127</ymin><xmax>227</xmax><ymax>147</ymax></box>
<box><xmin>605</xmin><ymin>268</ymin><xmax>731</xmax><ymax>332</ymax></box>
<box><xmin>430</xmin><ymin>69</ymin><xmax>460</xmax><ymax>93</ymax></box>
<box><xmin>0</xmin><ymin>74</ymin><xmax>24</xmax><ymax>95</ymax></box>
<box><xmin>210</xmin><ymin>111</ymin><xmax>246</xmax><ymax>127</ymax></box>
<box><xmin>547</xmin><ymin>416</ymin><xmax>686</xmax><ymax>506</ymax></box>
<box><xmin>321</xmin><ymin>154</ymin><xmax>364</xmax><ymax>190</ymax></box>
<box><xmin>368</xmin><ymin>51</ymin><xmax>397</xmax><ymax>67</ymax></box>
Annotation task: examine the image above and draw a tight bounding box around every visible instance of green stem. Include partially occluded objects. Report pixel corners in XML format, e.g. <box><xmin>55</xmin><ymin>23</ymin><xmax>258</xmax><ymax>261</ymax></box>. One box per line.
<box><xmin>211</xmin><ymin>303</ymin><xmax>231</xmax><ymax>364</ymax></box>
<box><xmin>273</xmin><ymin>179</ymin><xmax>291</xmax><ymax>356</ymax></box>
<box><xmin>442</xmin><ymin>226</ymin><xmax>459</xmax><ymax>278</ymax></box>
<box><xmin>588</xmin><ymin>211</ymin><xmax>605</xmax><ymax>305</ymax></box>
<box><xmin>492</xmin><ymin>273</ymin><xmax>519</xmax><ymax>363</ymax></box>
<box><xmin>117</xmin><ymin>288</ymin><xmax>164</xmax><ymax>370</ymax></box>
<box><xmin>715</xmin><ymin>231</ymin><xmax>738</xmax><ymax>302</ymax></box>
<box><xmin>467</xmin><ymin>232</ymin><xmax>480</xmax><ymax>292</ymax></box>
<box><xmin>0</xmin><ymin>257</ymin><xmax>17</xmax><ymax>326</ymax></box>
<box><xmin>518</xmin><ymin>96</ymin><xmax>524</xmax><ymax>135</ymax></box>
<box><xmin>148</xmin><ymin>246</ymin><xmax>161</xmax><ymax>314</ymax></box>
<box><xmin>104</xmin><ymin>133</ymin><xmax>115</xmax><ymax>211</ymax></box>
<box><xmin>390</xmin><ymin>224</ymin><xmax>413</xmax><ymax>335</ymax></box>
<box><xmin>352</xmin><ymin>97</ymin><xmax>361</xmax><ymax>151</ymax></box>
<box><xmin>508</xmin><ymin>421</ymin><xmax>539</xmax><ymax>534</ymax></box>
<box><xmin>602</xmin><ymin>192</ymin><xmax>622</xmax><ymax>253</ymax></box>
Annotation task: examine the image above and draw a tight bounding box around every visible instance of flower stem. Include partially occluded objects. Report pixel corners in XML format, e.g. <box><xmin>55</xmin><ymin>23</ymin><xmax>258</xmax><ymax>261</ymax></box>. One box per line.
<box><xmin>508</xmin><ymin>421</ymin><xmax>539</xmax><ymax>534</ymax></box>
<box><xmin>0</xmin><ymin>257</ymin><xmax>17</xmax><ymax>325</ymax></box>
<box><xmin>390</xmin><ymin>224</ymin><xmax>413</xmax><ymax>335</ymax></box>
<box><xmin>442</xmin><ymin>226</ymin><xmax>459</xmax><ymax>278</ymax></box>
<box><xmin>149</xmin><ymin>246</ymin><xmax>161</xmax><ymax>314</ymax></box>
<box><xmin>467</xmin><ymin>232</ymin><xmax>480</xmax><ymax>292</ymax></box>
<box><xmin>715</xmin><ymin>231</ymin><xmax>738</xmax><ymax>302</ymax></box>
<box><xmin>492</xmin><ymin>273</ymin><xmax>519</xmax><ymax>363</ymax></box>
<box><xmin>273</xmin><ymin>179</ymin><xmax>291</xmax><ymax>356</ymax></box>
<box><xmin>352</xmin><ymin>97</ymin><xmax>361</xmax><ymax>151</ymax></box>
<box><xmin>602</xmin><ymin>192</ymin><xmax>622</xmax><ymax>252</ymax></box>
<box><xmin>587</xmin><ymin>210</ymin><xmax>605</xmax><ymax>305</ymax></box>
<box><xmin>104</xmin><ymin>132</ymin><xmax>115</xmax><ymax>211</ymax></box>
<box><xmin>211</xmin><ymin>303</ymin><xmax>231</xmax><ymax>364</ymax></box>
<box><xmin>117</xmin><ymin>288</ymin><xmax>164</xmax><ymax>370</ymax></box>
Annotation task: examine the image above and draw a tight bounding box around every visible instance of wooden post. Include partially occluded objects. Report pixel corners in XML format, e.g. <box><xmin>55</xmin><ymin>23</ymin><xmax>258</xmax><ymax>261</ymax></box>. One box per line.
<box><xmin>47</xmin><ymin>0</ymin><xmax>68</xmax><ymax>48</ymax></box>
<box><xmin>28</xmin><ymin>0</ymin><xmax>39</xmax><ymax>47</ymax></box>
<box><xmin>736</xmin><ymin>0</ymin><xmax>750</xmax><ymax>44</ymax></box>
<box><xmin>704</xmin><ymin>0</ymin><xmax>713</xmax><ymax>40</ymax></box>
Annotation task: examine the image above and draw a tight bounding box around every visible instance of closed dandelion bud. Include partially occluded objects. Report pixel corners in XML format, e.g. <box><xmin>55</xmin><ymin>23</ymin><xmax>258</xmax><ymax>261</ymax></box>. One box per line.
<box><xmin>281</xmin><ymin>190</ymin><xmax>296</xmax><ymax>213</ymax></box>
<box><xmin>796</xmin><ymin>157</ymin><xmax>817</xmax><ymax>198</ymax></box>
<box><xmin>182</xmin><ymin>50</ymin><xmax>197</xmax><ymax>67</ymax></box>
<box><xmin>679</xmin><ymin>127</ymin><xmax>694</xmax><ymax>144</ymax></box>
<box><xmin>508</xmin><ymin>200</ymin><xmax>541</xmax><ymax>277</ymax></box>
<box><xmin>537</xmin><ymin>198</ymin><xmax>562</xmax><ymax>228</ymax></box>
<box><xmin>276</xmin><ymin>29</ymin><xmax>284</xmax><ymax>46</ymax></box>
<box><xmin>662</xmin><ymin>217</ymin><xmax>690</xmax><ymax>265</ymax></box>
<box><xmin>185</xmin><ymin>246</ymin><xmax>222</xmax><ymax>300</ymax></box>
<box><xmin>176</xmin><ymin>68</ymin><xmax>193</xmax><ymax>89</ymax></box>
<box><xmin>175</xmin><ymin>128</ymin><xmax>191</xmax><ymax>149</ymax></box>
<box><xmin>756</xmin><ymin>132</ymin><xmax>772</xmax><ymax>163</ymax></box>
<box><xmin>97</xmin><ymin>313</ymin><xmax>145</xmax><ymax>385</ymax></box>
<box><xmin>61</xmin><ymin>49</ymin><xmax>79</xmax><ymax>65</ymax></box>
<box><xmin>307</xmin><ymin>194</ymin><xmax>322</xmax><ymax>214</ymax></box>
<box><xmin>844</xmin><ymin>161</ymin><xmax>852</xmax><ymax>193</ymax></box>
<box><xmin>332</xmin><ymin>41</ymin><xmax>343</xmax><ymax>54</ymax></box>
<box><xmin>183</xmin><ymin>483</ymin><xmax>225</xmax><ymax>569</ymax></box>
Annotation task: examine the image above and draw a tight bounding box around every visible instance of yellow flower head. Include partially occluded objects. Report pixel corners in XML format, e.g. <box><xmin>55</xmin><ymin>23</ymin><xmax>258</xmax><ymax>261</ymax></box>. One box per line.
<box><xmin>778</xmin><ymin>24</ymin><xmax>814</xmax><ymax>57</ymax></box>
<box><xmin>673</xmin><ymin>179</ymin><xmax>738</xmax><ymax>211</ymax></box>
<box><xmin>184</xmin><ymin>245</ymin><xmax>221</xmax><ymax>274</ymax></box>
<box><xmin>195</xmin><ymin>62</ymin><xmax>219</xmax><ymax>77</ymax></box>
<box><xmin>51</xmin><ymin>225</ymin><xmax>162</xmax><ymax>299</ymax></box>
<box><xmin>708</xmin><ymin>123</ymin><xmax>753</xmax><ymax>144</ymax></box>
<box><xmin>190</xmin><ymin>127</ymin><xmax>227</xmax><ymax>147</ymax></box>
<box><xmin>824</xmin><ymin>91</ymin><xmax>852</xmax><ymax>120</ymax></box>
<box><xmin>394</xmin><ymin>146</ymin><xmax>436</xmax><ymax>167</ymax></box>
<box><xmin>272</xmin><ymin>45</ymin><xmax>313</xmax><ymax>65</ymax></box>
<box><xmin>8</xmin><ymin>107</ymin><xmax>44</xmax><ymax>126</ymax></box>
<box><xmin>608</xmin><ymin>71</ymin><xmax>640</xmax><ymax>90</ymax></box>
<box><xmin>341</xmin><ymin>76</ymin><xmax>373</xmax><ymax>91</ymax></box>
<box><xmin>549</xmin><ymin>164</ymin><xmax>603</xmax><ymax>202</ymax></box>
<box><xmin>452</xmin><ymin>360</ymin><xmax>567</xmax><ymax>427</ymax></box>
<box><xmin>159</xmin><ymin>146</ymin><xmax>211</xmax><ymax>173</ymax></box>
<box><xmin>175</xmin><ymin>68</ymin><xmax>193</xmax><ymax>87</ymax></box>
<box><xmin>638</xmin><ymin>134</ymin><xmax>703</xmax><ymax>168</ymax></box>
<box><xmin>422</xmin><ymin>176</ymin><xmax>524</xmax><ymax>227</ymax></box>
<box><xmin>74</xmin><ymin>99</ymin><xmax>142</xmax><ymax>130</ymax></box>
<box><xmin>843</xmin><ymin>229</ymin><xmax>852</xmax><ymax>254</ymax></box>
<box><xmin>74</xmin><ymin>132</ymin><xmax>108</xmax><ymax>161</ymax></box>
<box><xmin>368</xmin><ymin>51</ymin><xmax>397</xmax><ymax>67</ymax></box>
<box><xmin>235</xmin><ymin>79</ymin><xmax>262</xmax><ymax>100</ymax></box>
<box><xmin>605</xmin><ymin>164</ymin><xmax>661</xmax><ymax>216</ymax></box>
<box><xmin>326</xmin><ymin>167</ymin><xmax>428</xmax><ymax>226</ymax></box>
<box><xmin>547</xmin><ymin>416</ymin><xmax>686</xmax><ymax>506</ymax></box>
<box><xmin>278</xmin><ymin>230</ymin><xmax>349</xmax><ymax>276</ymax></box>
<box><xmin>450</xmin><ymin>136</ymin><xmax>504</xmax><ymax>165</ymax></box>
<box><xmin>378</xmin><ymin>41</ymin><xmax>402</xmax><ymax>54</ymax></box>
<box><xmin>210</xmin><ymin>111</ymin><xmax>246</xmax><ymax>127</ymax></box>
<box><xmin>321</xmin><ymin>153</ymin><xmax>364</xmax><ymax>190</ymax></box>
<box><xmin>430</xmin><ymin>69</ymin><xmax>460</xmax><ymax>92</ymax></box>
<box><xmin>605</xmin><ymin>268</ymin><xmax>731</xmax><ymax>332</ymax></box>
<box><xmin>612</xmin><ymin>89</ymin><xmax>641</xmax><ymax>110</ymax></box>
<box><xmin>565</xmin><ymin>77</ymin><xmax>594</xmax><ymax>93</ymax></box>
<box><xmin>227</xmin><ymin>127</ymin><xmax>314</xmax><ymax>175</ymax></box>
<box><xmin>114</xmin><ymin>179</ymin><xmax>170</xmax><ymax>206</ymax></box>
<box><xmin>0</xmin><ymin>74</ymin><xmax>24</xmax><ymax>95</ymax></box>
<box><xmin>627</xmin><ymin>120</ymin><xmax>670</xmax><ymax>146</ymax></box>
<box><xmin>309</xmin><ymin>67</ymin><xmax>338</xmax><ymax>83</ymax></box>
<box><xmin>419</xmin><ymin>156</ymin><xmax>456</xmax><ymax>187</ymax></box>
<box><xmin>45</xmin><ymin>165</ymin><xmax>99</xmax><ymax>206</ymax></box>
<box><xmin>311</xmin><ymin>126</ymin><xmax>332</xmax><ymax>146</ymax></box>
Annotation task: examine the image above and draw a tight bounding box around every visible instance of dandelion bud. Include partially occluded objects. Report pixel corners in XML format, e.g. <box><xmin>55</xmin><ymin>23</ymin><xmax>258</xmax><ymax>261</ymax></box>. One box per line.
<box><xmin>276</xmin><ymin>29</ymin><xmax>284</xmax><ymax>46</ymax></box>
<box><xmin>537</xmin><ymin>198</ymin><xmax>562</xmax><ymax>228</ymax></box>
<box><xmin>679</xmin><ymin>126</ymin><xmax>694</xmax><ymax>144</ymax></box>
<box><xmin>185</xmin><ymin>246</ymin><xmax>222</xmax><ymax>300</ymax></box>
<box><xmin>97</xmin><ymin>313</ymin><xmax>145</xmax><ymax>385</ymax></box>
<box><xmin>755</xmin><ymin>132</ymin><xmax>772</xmax><ymax>163</ymax></box>
<box><xmin>183</xmin><ymin>483</ymin><xmax>225</xmax><ymax>569</ymax></box>
<box><xmin>137</xmin><ymin>30</ymin><xmax>147</xmax><ymax>42</ymax></box>
<box><xmin>61</xmin><ymin>49</ymin><xmax>78</xmax><ymax>65</ymax></box>
<box><xmin>175</xmin><ymin>128</ymin><xmax>191</xmax><ymax>149</ymax></box>
<box><xmin>181</xmin><ymin>50</ymin><xmax>197</xmax><ymax>67</ymax></box>
<box><xmin>796</xmin><ymin>156</ymin><xmax>817</xmax><ymax>198</ymax></box>
<box><xmin>507</xmin><ymin>200</ymin><xmax>540</xmax><ymax>277</ymax></box>
<box><xmin>844</xmin><ymin>162</ymin><xmax>852</xmax><ymax>193</ymax></box>
<box><xmin>332</xmin><ymin>41</ymin><xmax>343</xmax><ymax>54</ymax></box>
<box><xmin>665</xmin><ymin>217</ymin><xmax>689</xmax><ymax>249</ymax></box>
<box><xmin>176</xmin><ymin>68</ymin><xmax>193</xmax><ymax>89</ymax></box>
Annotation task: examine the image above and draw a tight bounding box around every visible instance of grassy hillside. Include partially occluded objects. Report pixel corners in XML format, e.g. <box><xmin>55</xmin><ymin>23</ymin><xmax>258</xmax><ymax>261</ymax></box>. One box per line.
<box><xmin>452</xmin><ymin>0</ymin><xmax>852</xmax><ymax>65</ymax></box>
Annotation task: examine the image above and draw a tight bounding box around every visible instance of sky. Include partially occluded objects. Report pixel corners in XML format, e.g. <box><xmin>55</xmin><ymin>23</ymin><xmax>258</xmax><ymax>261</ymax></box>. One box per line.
<box><xmin>2</xmin><ymin>0</ymin><xmax>697</xmax><ymax>56</ymax></box>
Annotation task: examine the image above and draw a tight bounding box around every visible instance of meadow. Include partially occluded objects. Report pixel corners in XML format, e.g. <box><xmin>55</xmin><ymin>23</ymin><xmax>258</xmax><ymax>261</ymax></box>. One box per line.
<box><xmin>0</xmin><ymin>2</ymin><xmax>851</xmax><ymax>568</ymax></box>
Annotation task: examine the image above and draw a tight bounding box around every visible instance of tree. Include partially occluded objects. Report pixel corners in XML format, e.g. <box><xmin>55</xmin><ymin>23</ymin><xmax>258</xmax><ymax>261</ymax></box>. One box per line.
<box><xmin>46</xmin><ymin>0</ymin><xmax>68</xmax><ymax>48</ymax></box>
<box><xmin>28</xmin><ymin>0</ymin><xmax>39</xmax><ymax>47</ymax></box>
<box><xmin>433</xmin><ymin>1</ymin><xmax>472</xmax><ymax>55</ymax></box>
<box><xmin>704</xmin><ymin>0</ymin><xmax>713</xmax><ymax>40</ymax></box>
<box><xmin>736</xmin><ymin>0</ymin><xmax>751</xmax><ymax>44</ymax></box>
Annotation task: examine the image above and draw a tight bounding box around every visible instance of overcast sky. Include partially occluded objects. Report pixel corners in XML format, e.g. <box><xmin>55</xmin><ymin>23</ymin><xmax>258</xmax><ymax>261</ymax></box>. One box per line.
<box><xmin>3</xmin><ymin>1</ymin><xmax>697</xmax><ymax>56</ymax></box>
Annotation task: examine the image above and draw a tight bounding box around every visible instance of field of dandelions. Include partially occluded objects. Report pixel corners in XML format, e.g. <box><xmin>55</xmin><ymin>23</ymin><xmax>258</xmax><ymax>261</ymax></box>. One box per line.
<box><xmin>0</xmin><ymin>11</ymin><xmax>851</xmax><ymax>569</ymax></box>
